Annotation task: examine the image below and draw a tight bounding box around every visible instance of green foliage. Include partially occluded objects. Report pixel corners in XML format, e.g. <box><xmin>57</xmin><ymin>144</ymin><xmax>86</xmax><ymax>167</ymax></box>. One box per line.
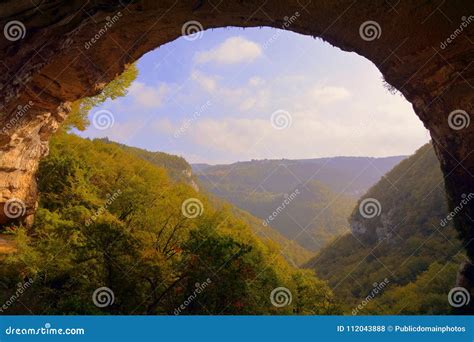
<box><xmin>62</xmin><ymin>64</ymin><xmax>138</xmax><ymax>131</ymax></box>
<box><xmin>231</xmin><ymin>206</ymin><xmax>315</xmax><ymax>266</ymax></box>
<box><xmin>198</xmin><ymin>171</ymin><xmax>356</xmax><ymax>252</ymax></box>
<box><xmin>308</xmin><ymin>143</ymin><xmax>463</xmax><ymax>314</ymax></box>
<box><xmin>200</xmin><ymin>192</ymin><xmax>314</xmax><ymax>266</ymax></box>
<box><xmin>97</xmin><ymin>138</ymin><xmax>193</xmax><ymax>184</ymax></box>
<box><xmin>363</xmin><ymin>259</ymin><xmax>460</xmax><ymax>314</ymax></box>
<box><xmin>0</xmin><ymin>133</ymin><xmax>338</xmax><ymax>315</ymax></box>
<box><xmin>195</xmin><ymin>156</ymin><xmax>407</xmax><ymax>253</ymax></box>
<box><xmin>292</xmin><ymin>269</ymin><xmax>341</xmax><ymax>314</ymax></box>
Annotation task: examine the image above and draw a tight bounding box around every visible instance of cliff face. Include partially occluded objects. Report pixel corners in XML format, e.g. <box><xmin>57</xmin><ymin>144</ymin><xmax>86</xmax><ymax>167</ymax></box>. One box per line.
<box><xmin>0</xmin><ymin>104</ymin><xmax>68</xmax><ymax>224</ymax></box>
<box><xmin>182</xmin><ymin>170</ymin><xmax>200</xmax><ymax>192</ymax></box>
<box><xmin>307</xmin><ymin>144</ymin><xmax>463</xmax><ymax>312</ymax></box>
<box><xmin>0</xmin><ymin>0</ymin><xmax>473</xmax><ymax>297</ymax></box>
<box><xmin>350</xmin><ymin>144</ymin><xmax>450</xmax><ymax>245</ymax></box>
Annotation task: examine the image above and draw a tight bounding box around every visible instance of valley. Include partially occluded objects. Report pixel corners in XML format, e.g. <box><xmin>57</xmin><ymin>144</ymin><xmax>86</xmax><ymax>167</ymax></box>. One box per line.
<box><xmin>0</xmin><ymin>129</ymin><xmax>463</xmax><ymax>315</ymax></box>
<box><xmin>193</xmin><ymin>155</ymin><xmax>404</xmax><ymax>252</ymax></box>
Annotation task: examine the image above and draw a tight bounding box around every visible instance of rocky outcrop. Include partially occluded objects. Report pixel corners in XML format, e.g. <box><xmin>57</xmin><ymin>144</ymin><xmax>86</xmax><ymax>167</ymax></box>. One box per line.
<box><xmin>349</xmin><ymin>143</ymin><xmax>474</xmax><ymax>310</ymax></box>
<box><xmin>0</xmin><ymin>0</ymin><xmax>473</xmax><ymax>299</ymax></box>
<box><xmin>183</xmin><ymin>170</ymin><xmax>200</xmax><ymax>192</ymax></box>
<box><xmin>0</xmin><ymin>102</ymin><xmax>69</xmax><ymax>224</ymax></box>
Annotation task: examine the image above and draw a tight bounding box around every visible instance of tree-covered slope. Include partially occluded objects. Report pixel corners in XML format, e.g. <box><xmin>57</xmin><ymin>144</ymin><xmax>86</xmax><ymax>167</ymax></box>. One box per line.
<box><xmin>97</xmin><ymin>138</ymin><xmax>197</xmax><ymax>188</ymax></box>
<box><xmin>0</xmin><ymin>132</ymin><xmax>339</xmax><ymax>315</ymax></box>
<box><xmin>206</xmin><ymin>195</ymin><xmax>315</xmax><ymax>266</ymax></box>
<box><xmin>93</xmin><ymin>138</ymin><xmax>313</xmax><ymax>266</ymax></box>
<box><xmin>193</xmin><ymin>156</ymin><xmax>404</xmax><ymax>252</ymax></box>
<box><xmin>307</xmin><ymin>143</ymin><xmax>463</xmax><ymax>314</ymax></box>
<box><xmin>229</xmin><ymin>181</ymin><xmax>356</xmax><ymax>252</ymax></box>
<box><xmin>196</xmin><ymin>175</ymin><xmax>356</xmax><ymax>252</ymax></box>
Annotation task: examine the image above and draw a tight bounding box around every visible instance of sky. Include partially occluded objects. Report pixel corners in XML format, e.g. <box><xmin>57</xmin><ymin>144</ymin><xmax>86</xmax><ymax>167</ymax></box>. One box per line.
<box><xmin>79</xmin><ymin>27</ymin><xmax>430</xmax><ymax>164</ymax></box>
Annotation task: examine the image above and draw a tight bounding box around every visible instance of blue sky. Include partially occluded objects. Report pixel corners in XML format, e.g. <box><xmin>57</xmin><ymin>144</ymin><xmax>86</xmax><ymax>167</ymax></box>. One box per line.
<box><xmin>79</xmin><ymin>27</ymin><xmax>430</xmax><ymax>164</ymax></box>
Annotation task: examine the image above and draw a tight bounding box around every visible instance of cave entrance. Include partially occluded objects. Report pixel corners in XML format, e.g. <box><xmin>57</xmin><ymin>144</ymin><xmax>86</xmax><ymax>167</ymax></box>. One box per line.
<box><xmin>0</xmin><ymin>0</ymin><xmax>472</xmax><ymax>307</ymax></box>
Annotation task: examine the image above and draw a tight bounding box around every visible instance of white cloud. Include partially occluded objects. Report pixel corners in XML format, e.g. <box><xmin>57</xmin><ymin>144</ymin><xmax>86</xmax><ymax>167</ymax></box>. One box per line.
<box><xmin>190</xmin><ymin>118</ymin><xmax>267</xmax><ymax>155</ymax></box>
<box><xmin>81</xmin><ymin>29</ymin><xmax>431</xmax><ymax>165</ymax></box>
<box><xmin>239</xmin><ymin>97</ymin><xmax>258</xmax><ymax>111</ymax></box>
<box><xmin>195</xmin><ymin>36</ymin><xmax>263</xmax><ymax>64</ymax></box>
<box><xmin>190</xmin><ymin>70</ymin><xmax>245</xmax><ymax>99</ymax></box>
<box><xmin>128</xmin><ymin>82</ymin><xmax>168</xmax><ymax>108</ymax></box>
<box><xmin>307</xmin><ymin>85</ymin><xmax>351</xmax><ymax>104</ymax></box>
<box><xmin>179</xmin><ymin>108</ymin><xmax>428</xmax><ymax>162</ymax></box>
<box><xmin>122</xmin><ymin>73</ymin><xmax>427</xmax><ymax>164</ymax></box>
<box><xmin>191</xmin><ymin>70</ymin><xmax>217</xmax><ymax>92</ymax></box>
<box><xmin>239</xmin><ymin>89</ymin><xmax>270</xmax><ymax>111</ymax></box>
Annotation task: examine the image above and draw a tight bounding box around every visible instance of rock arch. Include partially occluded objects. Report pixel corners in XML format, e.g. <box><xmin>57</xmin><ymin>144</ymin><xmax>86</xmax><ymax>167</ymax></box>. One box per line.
<box><xmin>0</xmin><ymin>0</ymin><xmax>473</xmax><ymax>300</ymax></box>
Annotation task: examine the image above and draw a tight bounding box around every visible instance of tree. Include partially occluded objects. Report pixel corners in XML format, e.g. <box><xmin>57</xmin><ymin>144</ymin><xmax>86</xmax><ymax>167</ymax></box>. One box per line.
<box><xmin>292</xmin><ymin>270</ymin><xmax>341</xmax><ymax>314</ymax></box>
<box><xmin>62</xmin><ymin>64</ymin><xmax>138</xmax><ymax>131</ymax></box>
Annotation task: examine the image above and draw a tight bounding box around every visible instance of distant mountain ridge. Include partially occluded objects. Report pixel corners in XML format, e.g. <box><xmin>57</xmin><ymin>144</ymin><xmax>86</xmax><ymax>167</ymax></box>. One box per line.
<box><xmin>192</xmin><ymin>155</ymin><xmax>406</xmax><ymax>198</ymax></box>
<box><xmin>193</xmin><ymin>155</ymin><xmax>406</xmax><ymax>252</ymax></box>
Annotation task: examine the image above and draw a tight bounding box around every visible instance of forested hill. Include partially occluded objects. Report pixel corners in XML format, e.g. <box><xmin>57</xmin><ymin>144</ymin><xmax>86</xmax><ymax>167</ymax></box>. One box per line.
<box><xmin>96</xmin><ymin>138</ymin><xmax>198</xmax><ymax>189</ymax></box>
<box><xmin>210</xmin><ymin>180</ymin><xmax>356</xmax><ymax>252</ymax></box>
<box><xmin>192</xmin><ymin>155</ymin><xmax>405</xmax><ymax>198</ymax></box>
<box><xmin>307</xmin><ymin>143</ymin><xmax>464</xmax><ymax>314</ymax></box>
<box><xmin>192</xmin><ymin>156</ymin><xmax>405</xmax><ymax>252</ymax></box>
<box><xmin>95</xmin><ymin>137</ymin><xmax>313</xmax><ymax>265</ymax></box>
<box><xmin>207</xmin><ymin>195</ymin><xmax>315</xmax><ymax>266</ymax></box>
<box><xmin>0</xmin><ymin>132</ymin><xmax>340</xmax><ymax>314</ymax></box>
